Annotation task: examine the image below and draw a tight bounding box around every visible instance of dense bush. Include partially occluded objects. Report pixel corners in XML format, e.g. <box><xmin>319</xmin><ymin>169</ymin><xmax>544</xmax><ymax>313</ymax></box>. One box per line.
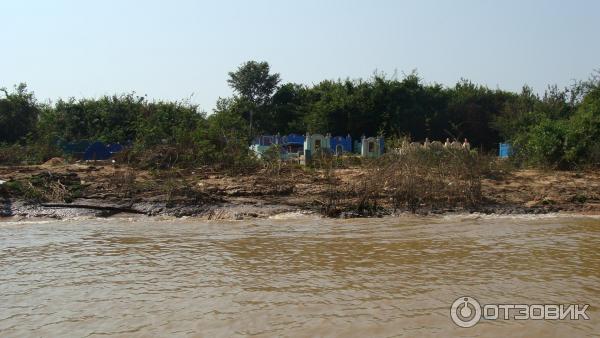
<box><xmin>0</xmin><ymin>143</ymin><xmax>61</xmax><ymax>165</ymax></box>
<box><xmin>499</xmin><ymin>82</ymin><xmax>600</xmax><ymax>169</ymax></box>
<box><xmin>1</xmin><ymin>63</ymin><xmax>599</xmax><ymax>169</ymax></box>
<box><xmin>0</xmin><ymin>84</ymin><xmax>39</xmax><ymax>144</ymax></box>
<box><xmin>518</xmin><ymin>119</ymin><xmax>568</xmax><ymax>167</ymax></box>
<box><xmin>563</xmin><ymin>87</ymin><xmax>600</xmax><ymax>166</ymax></box>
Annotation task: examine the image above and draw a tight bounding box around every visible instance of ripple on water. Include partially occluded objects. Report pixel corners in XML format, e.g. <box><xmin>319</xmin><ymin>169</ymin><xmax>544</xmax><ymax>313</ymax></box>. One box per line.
<box><xmin>0</xmin><ymin>216</ymin><xmax>599</xmax><ymax>337</ymax></box>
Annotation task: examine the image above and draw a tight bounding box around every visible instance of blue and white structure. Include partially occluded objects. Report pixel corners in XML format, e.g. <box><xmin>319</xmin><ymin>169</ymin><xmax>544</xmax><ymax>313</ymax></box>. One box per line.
<box><xmin>251</xmin><ymin>132</ymin><xmax>385</xmax><ymax>162</ymax></box>
<box><xmin>330</xmin><ymin>134</ymin><xmax>353</xmax><ymax>155</ymax></box>
<box><xmin>303</xmin><ymin>133</ymin><xmax>331</xmax><ymax>162</ymax></box>
<box><xmin>358</xmin><ymin>135</ymin><xmax>384</xmax><ymax>158</ymax></box>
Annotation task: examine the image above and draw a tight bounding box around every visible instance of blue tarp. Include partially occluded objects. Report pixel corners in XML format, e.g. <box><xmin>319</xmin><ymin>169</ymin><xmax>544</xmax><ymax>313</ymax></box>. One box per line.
<box><xmin>83</xmin><ymin>142</ymin><xmax>112</xmax><ymax>161</ymax></box>
<box><xmin>61</xmin><ymin>140</ymin><xmax>91</xmax><ymax>155</ymax></box>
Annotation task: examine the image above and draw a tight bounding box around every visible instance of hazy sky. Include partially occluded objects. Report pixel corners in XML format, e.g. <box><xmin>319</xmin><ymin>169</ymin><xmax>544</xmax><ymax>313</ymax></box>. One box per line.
<box><xmin>1</xmin><ymin>0</ymin><xmax>599</xmax><ymax>112</ymax></box>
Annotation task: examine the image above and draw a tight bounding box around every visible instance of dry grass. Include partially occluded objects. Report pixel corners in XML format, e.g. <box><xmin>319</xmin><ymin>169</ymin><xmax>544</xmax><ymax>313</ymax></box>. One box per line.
<box><xmin>111</xmin><ymin>168</ymin><xmax>137</xmax><ymax>198</ymax></box>
<box><xmin>372</xmin><ymin>146</ymin><xmax>485</xmax><ymax>212</ymax></box>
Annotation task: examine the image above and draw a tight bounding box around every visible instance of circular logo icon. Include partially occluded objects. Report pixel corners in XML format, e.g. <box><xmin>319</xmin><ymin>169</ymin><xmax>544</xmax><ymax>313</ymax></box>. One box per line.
<box><xmin>450</xmin><ymin>296</ymin><xmax>482</xmax><ymax>328</ymax></box>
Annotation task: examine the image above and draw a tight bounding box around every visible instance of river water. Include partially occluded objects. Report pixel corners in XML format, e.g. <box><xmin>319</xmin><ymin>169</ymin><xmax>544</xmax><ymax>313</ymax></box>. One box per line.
<box><xmin>1</xmin><ymin>214</ymin><xmax>599</xmax><ymax>337</ymax></box>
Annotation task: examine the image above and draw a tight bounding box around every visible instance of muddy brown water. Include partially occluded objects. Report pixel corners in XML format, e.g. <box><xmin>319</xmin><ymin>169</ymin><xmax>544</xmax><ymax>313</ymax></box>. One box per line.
<box><xmin>1</xmin><ymin>214</ymin><xmax>599</xmax><ymax>337</ymax></box>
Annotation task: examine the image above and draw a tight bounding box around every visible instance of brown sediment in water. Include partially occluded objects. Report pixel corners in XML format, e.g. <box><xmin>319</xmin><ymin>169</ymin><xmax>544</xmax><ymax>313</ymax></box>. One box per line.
<box><xmin>0</xmin><ymin>163</ymin><xmax>599</xmax><ymax>219</ymax></box>
<box><xmin>1</xmin><ymin>216</ymin><xmax>599</xmax><ymax>337</ymax></box>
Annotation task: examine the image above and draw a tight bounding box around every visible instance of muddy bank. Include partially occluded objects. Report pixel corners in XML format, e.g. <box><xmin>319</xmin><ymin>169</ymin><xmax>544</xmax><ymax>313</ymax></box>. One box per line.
<box><xmin>0</xmin><ymin>163</ymin><xmax>320</xmax><ymax>220</ymax></box>
<box><xmin>1</xmin><ymin>163</ymin><xmax>599</xmax><ymax>220</ymax></box>
<box><xmin>1</xmin><ymin>198</ymin><xmax>303</xmax><ymax>220</ymax></box>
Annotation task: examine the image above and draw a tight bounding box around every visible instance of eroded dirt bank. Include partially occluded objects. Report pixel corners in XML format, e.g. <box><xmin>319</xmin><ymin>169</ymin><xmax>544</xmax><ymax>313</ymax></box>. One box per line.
<box><xmin>1</xmin><ymin>163</ymin><xmax>599</xmax><ymax>220</ymax></box>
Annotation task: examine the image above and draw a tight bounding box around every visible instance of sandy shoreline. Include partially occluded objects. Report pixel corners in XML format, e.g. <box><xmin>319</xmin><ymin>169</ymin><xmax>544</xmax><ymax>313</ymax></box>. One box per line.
<box><xmin>1</xmin><ymin>163</ymin><xmax>599</xmax><ymax>220</ymax></box>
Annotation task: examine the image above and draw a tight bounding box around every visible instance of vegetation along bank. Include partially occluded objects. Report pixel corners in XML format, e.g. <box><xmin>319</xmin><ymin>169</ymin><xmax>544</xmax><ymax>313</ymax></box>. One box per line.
<box><xmin>1</xmin><ymin>62</ymin><xmax>599</xmax><ymax>218</ymax></box>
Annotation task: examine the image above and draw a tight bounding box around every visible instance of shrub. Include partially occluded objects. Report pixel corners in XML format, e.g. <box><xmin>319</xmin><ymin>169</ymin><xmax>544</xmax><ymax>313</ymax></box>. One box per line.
<box><xmin>0</xmin><ymin>143</ymin><xmax>62</xmax><ymax>165</ymax></box>
<box><xmin>366</xmin><ymin>146</ymin><xmax>484</xmax><ymax>212</ymax></box>
<box><xmin>521</xmin><ymin>119</ymin><xmax>568</xmax><ymax>168</ymax></box>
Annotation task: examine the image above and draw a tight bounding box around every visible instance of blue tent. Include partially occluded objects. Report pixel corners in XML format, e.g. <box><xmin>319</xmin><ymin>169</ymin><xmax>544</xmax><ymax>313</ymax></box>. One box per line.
<box><xmin>84</xmin><ymin>142</ymin><xmax>111</xmax><ymax>160</ymax></box>
<box><xmin>107</xmin><ymin>143</ymin><xmax>124</xmax><ymax>154</ymax></box>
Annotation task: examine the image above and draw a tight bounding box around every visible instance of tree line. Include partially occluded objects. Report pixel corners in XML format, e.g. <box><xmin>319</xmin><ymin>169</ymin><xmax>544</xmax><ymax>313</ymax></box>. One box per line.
<box><xmin>1</xmin><ymin>61</ymin><xmax>599</xmax><ymax>168</ymax></box>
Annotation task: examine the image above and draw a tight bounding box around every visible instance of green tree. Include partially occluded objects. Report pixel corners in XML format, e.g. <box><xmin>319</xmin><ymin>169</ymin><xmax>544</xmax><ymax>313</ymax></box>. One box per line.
<box><xmin>227</xmin><ymin>61</ymin><xmax>281</xmax><ymax>134</ymax></box>
<box><xmin>0</xmin><ymin>83</ymin><xmax>40</xmax><ymax>143</ymax></box>
<box><xmin>135</xmin><ymin>100</ymin><xmax>205</xmax><ymax>148</ymax></box>
<box><xmin>202</xmin><ymin>98</ymin><xmax>256</xmax><ymax>168</ymax></box>
<box><xmin>270</xmin><ymin>83</ymin><xmax>308</xmax><ymax>134</ymax></box>
<box><xmin>492</xmin><ymin>86</ymin><xmax>538</xmax><ymax>141</ymax></box>
<box><xmin>564</xmin><ymin>86</ymin><xmax>600</xmax><ymax>165</ymax></box>
<box><xmin>445</xmin><ymin>79</ymin><xmax>511</xmax><ymax>148</ymax></box>
<box><xmin>520</xmin><ymin>119</ymin><xmax>567</xmax><ymax>167</ymax></box>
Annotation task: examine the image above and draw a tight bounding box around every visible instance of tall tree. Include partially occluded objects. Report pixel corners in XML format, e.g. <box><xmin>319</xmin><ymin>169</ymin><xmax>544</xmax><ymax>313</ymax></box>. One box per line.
<box><xmin>227</xmin><ymin>61</ymin><xmax>281</xmax><ymax>134</ymax></box>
